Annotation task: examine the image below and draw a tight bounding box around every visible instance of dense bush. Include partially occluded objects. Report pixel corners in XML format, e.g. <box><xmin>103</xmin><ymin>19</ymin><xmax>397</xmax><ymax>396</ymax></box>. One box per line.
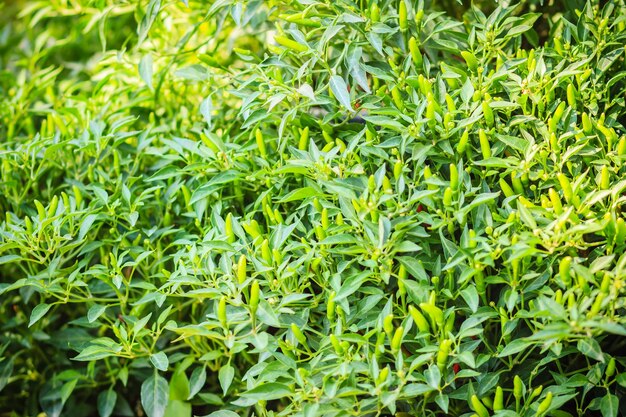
<box><xmin>1</xmin><ymin>0</ymin><xmax>626</xmax><ymax>416</ymax></box>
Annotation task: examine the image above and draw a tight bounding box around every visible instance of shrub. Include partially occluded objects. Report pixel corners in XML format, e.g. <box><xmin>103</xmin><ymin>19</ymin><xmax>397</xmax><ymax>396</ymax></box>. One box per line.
<box><xmin>1</xmin><ymin>0</ymin><xmax>625</xmax><ymax>416</ymax></box>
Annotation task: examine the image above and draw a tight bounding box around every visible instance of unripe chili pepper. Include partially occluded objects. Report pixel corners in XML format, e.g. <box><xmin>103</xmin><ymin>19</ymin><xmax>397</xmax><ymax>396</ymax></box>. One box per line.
<box><xmin>391</xmin><ymin>326</ymin><xmax>403</xmax><ymax>352</ymax></box>
<box><xmin>255</xmin><ymin>128</ymin><xmax>267</xmax><ymax>157</ymax></box>
<box><xmin>616</xmin><ymin>218</ymin><xmax>626</xmax><ymax>245</ymax></box>
<box><xmin>237</xmin><ymin>255</ymin><xmax>247</xmax><ymax>285</ymax></box>
<box><xmin>34</xmin><ymin>200</ymin><xmax>46</xmax><ymax>220</ymax></box>
<box><xmin>500</xmin><ymin>179</ymin><xmax>514</xmax><ymax>198</ymax></box>
<box><xmin>559</xmin><ymin>256</ymin><xmax>572</xmax><ymax>286</ymax></box>
<box><xmin>557</xmin><ymin>173</ymin><xmax>573</xmax><ymax>203</ymax></box>
<box><xmin>225</xmin><ymin>213</ymin><xmax>236</xmax><ymax>243</ymax></box>
<box><xmin>330</xmin><ymin>334</ymin><xmax>343</xmax><ymax>354</ymax></box>
<box><xmin>383</xmin><ymin>314</ymin><xmax>394</xmax><ymax>338</ymax></box>
<box><xmin>250</xmin><ymin>280</ymin><xmax>260</xmax><ymax>316</ymax></box>
<box><xmin>218</xmin><ymin>296</ymin><xmax>227</xmax><ymax>327</ymax></box>
<box><xmin>414</xmin><ymin>9</ymin><xmax>424</xmax><ymax>27</ymax></box>
<box><xmin>600</xmin><ymin>166</ymin><xmax>610</xmax><ymax>190</ymax></box>
<box><xmin>47</xmin><ymin>195</ymin><xmax>59</xmax><ymax>217</ymax></box>
<box><xmin>582</xmin><ymin>112</ymin><xmax>593</xmax><ymax>135</ymax></box>
<box><xmin>588</xmin><ymin>292</ymin><xmax>605</xmax><ymax>317</ymax></box>
<box><xmin>409</xmin><ymin>37</ymin><xmax>422</xmax><ymax>68</ymax></box>
<box><xmin>370</xmin><ymin>2</ymin><xmax>380</xmax><ymax>22</ymax></box>
<box><xmin>377</xmin><ymin>366</ymin><xmax>390</xmax><ymax>385</ymax></box>
<box><xmin>409</xmin><ymin>305</ymin><xmax>430</xmax><ymax>334</ymax></box>
<box><xmin>327</xmin><ymin>291</ymin><xmax>336</xmax><ymax>321</ymax></box>
<box><xmin>514</xmin><ymin>375</ymin><xmax>523</xmax><ymax>410</ymax></box>
<box><xmin>436</xmin><ymin>339</ymin><xmax>452</xmax><ymax>372</ymax></box>
<box><xmin>24</xmin><ymin>216</ymin><xmax>33</xmax><ymax>234</ymax></box>
<box><xmin>398</xmin><ymin>0</ymin><xmax>408</xmax><ymax>31</ymax></box>
<box><xmin>291</xmin><ymin>323</ymin><xmax>307</xmax><ymax>347</ymax></box>
<box><xmin>391</xmin><ymin>85</ymin><xmax>404</xmax><ymax>110</ymax></box>
<box><xmin>298</xmin><ymin>126</ymin><xmax>309</xmax><ymax>151</ymax></box>
<box><xmin>530</xmin><ymin>385</ymin><xmax>543</xmax><ymax>401</ymax></box>
<box><xmin>617</xmin><ymin>136</ymin><xmax>626</xmax><ymax>155</ymax></box>
<box><xmin>243</xmin><ymin>219</ymin><xmax>262</xmax><ymax>239</ymax></box>
<box><xmin>419</xmin><ymin>302</ymin><xmax>444</xmax><ymax>328</ymax></box>
<box><xmin>461</xmin><ymin>51</ymin><xmax>479</xmax><ymax>72</ymax></box>
<box><xmin>443</xmin><ymin>187</ymin><xmax>453</xmax><ymax>207</ymax></box>
<box><xmin>274</xmin><ymin>209</ymin><xmax>284</xmax><ymax>224</ymax></box>
<box><xmin>536</xmin><ymin>392</ymin><xmax>552</xmax><ymax>415</ymax></box>
<box><xmin>549</xmin><ymin>188</ymin><xmax>563</xmax><ymax>215</ymax></box>
<box><xmin>260</xmin><ymin>239</ymin><xmax>272</xmax><ymax>265</ymax></box>
<box><xmin>471</xmin><ymin>395</ymin><xmax>489</xmax><ymax>417</ymax></box>
<box><xmin>417</xmin><ymin>74</ymin><xmax>431</xmax><ymax>95</ymax></box>
<box><xmin>274</xmin><ymin>35</ymin><xmax>308</xmax><ymax>52</ymax></box>
<box><xmin>457</xmin><ymin>129</ymin><xmax>469</xmax><ymax>154</ymax></box>
<box><xmin>336</xmin><ymin>212</ymin><xmax>344</xmax><ymax>226</ymax></box>
<box><xmin>445</xmin><ymin>93</ymin><xmax>456</xmax><ymax>113</ymax></box>
<box><xmin>479</xmin><ymin>129</ymin><xmax>491</xmax><ymax>159</ymax></box>
<box><xmin>493</xmin><ymin>386</ymin><xmax>504</xmax><ymax>411</ymax></box>
<box><xmin>567</xmin><ymin>84</ymin><xmax>576</xmax><ymax>107</ymax></box>
<box><xmin>394</xmin><ymin>159</ymin><xmax>403</xmax><ymax>180</ymax></box>
<box><xmin>426</xmin><ymin>93</ymin><xmax>437</xmax><ymax>126</ymax></box>
<box><xmin>606</xmin><ymin>357</ymin><xmax>616</xmax><ymax>378</ymax></box>
<box><xmin>482</xmin><ymin>101</ymin><xmax>494</xmax><ymax>127</ymax></box>
<box><xmin>450</xmin><ymin>164</ymin><xmax>459</xmax><ymax>190</ymax></box>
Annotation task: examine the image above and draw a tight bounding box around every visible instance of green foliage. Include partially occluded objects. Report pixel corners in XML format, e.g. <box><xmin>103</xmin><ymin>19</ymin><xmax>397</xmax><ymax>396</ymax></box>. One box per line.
<box><xmin>1</xmin><ymin>0</ymin><xmax>626</xmax><ymax>416</ymax></box>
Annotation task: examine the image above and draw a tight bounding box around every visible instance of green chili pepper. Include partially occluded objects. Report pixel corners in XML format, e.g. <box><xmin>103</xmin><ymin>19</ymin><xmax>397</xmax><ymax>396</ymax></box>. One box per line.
<box><xmin>218</xmin><ymin>296</ymin><xmax>227</xmax><ymax>327</ymax></box>
<box><xmin>370</xmin><ymin>2</ymin><xmax>380</xmax><ymax>23</ymax></box>
<box><xmin>549</xmin><ymin>188</ymin><xmax>563</xmax><ymax>215</ymax></box>
<box><xmin>559</xmin><ymin>256</ymin><xmax>572</xmax><ymax>286</ymax></box>
<box><xmin>443</xmin><ymin>187</ymin><xmax>453</xmax><ymax>207</ymax></box>
<box><xmin>606</xmin><ymin>357</ymin><xmax>616</xmax><ymax>378</ymax></box>
<box><xmin>536</xmin><ymin>392</ymin><xmax>552</xmax><ymax>415</ymax></box>
<box><xmin>450</xmin><ymin>164</ymin><xmax>459</xmax><ymax>190</ymax></box>
<box><xmin>493</xmin><ymin>385</ymin><xmax>504</xmax><ymax>412</ymax></box>
<box><xmin>274</xmin><ymin>35</ymin><xmax>308</xmax><ymax>53</ymax></box>
<box><xmin>249</xmin><ymin>280</ymin><xmax>260</xmax><ymax>316</ymax></box>
<box><xmin>255</xmin><ymin>127</ymin><xmax>267</xmax><ymax>157</ymax></box>
<box><xmin>500</xmin><ymin>179</ymin><xmax>514</xmax><ymax>198</ymax></box>
<box><xmin>461</xmin><ymin>51</ymin><xmax>479</xmax><ymax>72</ymax></box>
<box><xmin>479</xmin><ymin>129</ymin><xmax>491</xmax><ymax>159</ymax></box>
<box><xmin>409</xmin><ymin>305</ymin><xmax>430</xmax><ymax>334</ymax></box>
<box><xmin>237</xmin><ymin>255</ymin><xmax>247</xmax><ymax>285</ymax></box>
<box><xmin>398</xmin><ymin>0</ymin><xmax>408</xmax><ymax>31</ymax></box>
<box><xmin>391</xmin><ymin>326</ymin><xmax>403</xmax><ymax>352</ymax></box>
<box><xmin>471</xmin><ymin>395</ymin><xmax>489</xmax><ymax>417</ymax></box>
<box><xmin>582</xmin><ymin>112</ymin><xmax>593</xmax><ymax>135</ymax></box>
<box><xmin>291</xmin><ymin>323</ymin><xmax>307</xmax><ymax>347</ymax></box>
<box><xmin>482</xmin><ymin>101</ymin><xmax>494</xmax><ymax>127</ymax></box>
<box><xmin>436</xmin><ymin>339</ymin><xmax>452</xmax><ymax>372</ymax></box>
<box><xmin>567</xmin><ymin>84</ymin><xmax>576</xmax><ymax>107</ymax></box>
<box><xmin>409</xmin><ymin>37</ymin><xmax>422</xmax><ymax>68</ymax></box>
<box><xmin>600</xmin><ymin>166</ymin><xmax>610</xmax><ymax>189</ymax></box>
<box><xmin>298</xmin><ymin>126</ymin><xmax>309</xmax><ymax>150</ymax></box>
<box><xmin>457</xmin><ymin>128</ymin><xmax>469</xmax><ymax>154</ymax></box>
<box><xmin>327</xmin><ymin>291</ymin><xmax>336</xmax><ymax>321</ymax></box>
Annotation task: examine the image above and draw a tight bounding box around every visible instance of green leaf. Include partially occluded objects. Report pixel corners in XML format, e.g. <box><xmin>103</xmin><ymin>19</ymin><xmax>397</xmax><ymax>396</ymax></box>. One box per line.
<box><xmin>577</xmin><ymin>338</ymin><xmax>604</xmax><ymax>362</ymax></box>
<box><xmin>241</xmin><ymin>383</ymin><xmax>292</xmax><ymax>402</ymax></box>
<box><xmin>329</xmin><ymin>75</ymin><xmax>353</xmax><ymax>111</ymax></box>
<box><xmin>29</xmin><ymin>303</ymin><xmax>51</xmax><ymax>327</ymax></box>
<box><xmin>139</xmin><ymin>53</ymin><xmax>154</xmax><ymax>90</ymax></box>
<box><xmin>0</xmin><ymin>358</ymin><xmax>14</xmax><ymax>392</ymax></box>
<box><xmin>97</xmin><ymin>389</ymin><xmax>117</xmax><ymax>417</ymax></box>
<box><xmin>600</xmin><ymin>394</ymin><xmax>618</xmax><ymax>417</ymax></box>
<box><xmin>141</xmin><ymin>373</ymin><xmax>169</xmax><ymax>417</ymax></box>
<box><xmin>150</xmin><ymin>352</ymin><xmax>169</xmax><ymax>371</ymax></box>
<box><xmin>87</xmin><ymin>304</ymin><xmax>107</xmax><ymax>323</ymax></box>
<box><xmin>218</xmin><ymin>364</ymin><xmax>234</xmax><ymax>395</ymax></box>
<box><xmin>187</xmin><ymin>367</ymin><xmax>206</xmax><ymax>400</ymax></box>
